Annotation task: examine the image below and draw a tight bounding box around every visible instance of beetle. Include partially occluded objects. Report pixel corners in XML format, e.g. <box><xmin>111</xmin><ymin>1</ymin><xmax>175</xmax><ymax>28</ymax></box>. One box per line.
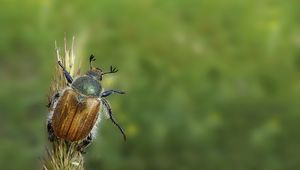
<box><xmin>47</xmin><ymin>55</ymin><xmax>126</xmax><ymax>153</ymax></box>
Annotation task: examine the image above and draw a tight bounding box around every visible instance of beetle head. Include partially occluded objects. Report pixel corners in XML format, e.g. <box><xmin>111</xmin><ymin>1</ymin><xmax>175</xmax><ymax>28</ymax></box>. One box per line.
<box><xmin>86</xmin><ymin>55</ymin><xmax>103</xmax><ymax>81</ymax></box>
<box><xmin>86</xmin><ymin>67</ymin><xmax>103</xmax><ymax>81</ymax></box>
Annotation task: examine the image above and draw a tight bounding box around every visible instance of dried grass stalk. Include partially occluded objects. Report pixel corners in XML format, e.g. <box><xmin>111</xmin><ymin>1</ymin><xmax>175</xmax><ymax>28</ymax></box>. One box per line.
<box><xmin>43</xmin><ymin>36</ymin><xmax>84</xmax><ymax>170</ymax></box>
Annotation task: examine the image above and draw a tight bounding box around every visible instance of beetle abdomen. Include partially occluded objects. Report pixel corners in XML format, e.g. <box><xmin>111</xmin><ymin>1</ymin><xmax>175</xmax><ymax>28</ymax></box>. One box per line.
<box><xmin>52</xmin><ymin>89</ymin><xmax>100</xmax><ymax>141</ymax></box>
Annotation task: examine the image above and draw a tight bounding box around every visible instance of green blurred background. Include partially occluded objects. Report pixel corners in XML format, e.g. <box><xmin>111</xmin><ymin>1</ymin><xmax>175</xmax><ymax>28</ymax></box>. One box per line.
<box><xmin>1</xmin><ymin>0</ymin><xmax>300</xmax><ymax>169</ymax></box>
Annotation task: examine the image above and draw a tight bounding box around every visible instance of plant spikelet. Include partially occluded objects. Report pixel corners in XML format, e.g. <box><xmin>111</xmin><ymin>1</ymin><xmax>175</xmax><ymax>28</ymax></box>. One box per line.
<box><xmin>43</xmin><ymin>36</ymin><xmax>84</xmax><ymax>170</ymax></box>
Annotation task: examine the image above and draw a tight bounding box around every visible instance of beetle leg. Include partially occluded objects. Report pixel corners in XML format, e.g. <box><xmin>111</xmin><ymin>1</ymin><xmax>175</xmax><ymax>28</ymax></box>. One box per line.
<box><xmin>101</xmin><ymin>89</ymin><xmax>125</xmax><ymax>98</ymax></box>
<box><xmin>58</xmin><ymin>61</ymin><xmax>73</xmax><ymax>84</ymax></box>
<box><xmin>47</xmin><ymin>92</ymin><xmax>61</xmax><ymax>142</ymax></box>
<box><xmin>77</xmin><ymin>133</ymin><xmax>93</xmax><ymax>154</ymax></box>
<box><xmin>47</xmin><ymin>121</ymin><xmax>56</xmax><ymax>142</ymax></box>
<box><xmin>101</xmin><ymin>98</ymin><xmax>126</xmax><ymax>141</ymax></box>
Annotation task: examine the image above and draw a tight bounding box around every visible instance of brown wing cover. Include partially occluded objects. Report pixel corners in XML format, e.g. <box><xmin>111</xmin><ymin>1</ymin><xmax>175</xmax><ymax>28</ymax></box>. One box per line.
<box><xmin>52</xmin><ymin>89</ymin><xmax>100</xmax><ymax>141</ymax></box>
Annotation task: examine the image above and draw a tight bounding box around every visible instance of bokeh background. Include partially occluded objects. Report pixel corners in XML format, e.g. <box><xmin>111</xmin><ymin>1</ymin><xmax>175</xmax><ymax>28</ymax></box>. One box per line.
<box><xmin>1</xmin><ymin>0</ymin><xmax>300</xmax><ymax>169</ymax></box>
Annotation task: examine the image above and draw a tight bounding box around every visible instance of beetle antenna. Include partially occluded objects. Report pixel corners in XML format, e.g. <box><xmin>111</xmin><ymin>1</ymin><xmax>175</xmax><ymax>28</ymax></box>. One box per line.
<box><xmin>102</xmin><ymin>65</ymin><xmax>119</xmax><ymax>75</ymax></box>
<box><xmin>89</xmin><ymin>54</ymin><xmax>96</xmax><ymax>69</ymax></box>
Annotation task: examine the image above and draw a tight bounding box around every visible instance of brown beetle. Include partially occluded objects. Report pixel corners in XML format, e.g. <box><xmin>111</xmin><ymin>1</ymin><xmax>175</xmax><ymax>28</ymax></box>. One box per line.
<box><xmin>47</xmin><ymin>55</ymin><xmax>126</xmax><ymax>152</ymax></box>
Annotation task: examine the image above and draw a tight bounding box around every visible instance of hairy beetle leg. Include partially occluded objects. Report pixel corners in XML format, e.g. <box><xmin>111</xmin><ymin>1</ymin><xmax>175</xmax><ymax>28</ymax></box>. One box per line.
<box><xmin>47</xmin><ymin>121</ymin><xmax>56</xmax><ymax>142</ymax></box>
<box><xmin>58</xmin><ymin>61</ymin><xmax>73</xmax><ymax>84</ymax></box>
<box><xmin>102</xmin><ymin>98</ymin><xmax>126</xmax><ymax>141</ymax></box>
<box><xmin>77</xmin><ymin>134</ymin><xmax>93</xmax><ymax>154</ymax></box>
<box><xmin>47</xmin><ymin>93</ymin><xmax>60</xmax><ymax>109</ymax></box>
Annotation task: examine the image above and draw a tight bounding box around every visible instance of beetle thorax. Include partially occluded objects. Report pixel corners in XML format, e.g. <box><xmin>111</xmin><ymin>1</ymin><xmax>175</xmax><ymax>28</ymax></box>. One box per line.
<box><xmin>71</xmin><ymin>76</ymin><xmax>102</xmax><ymax>97</ymax></box>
